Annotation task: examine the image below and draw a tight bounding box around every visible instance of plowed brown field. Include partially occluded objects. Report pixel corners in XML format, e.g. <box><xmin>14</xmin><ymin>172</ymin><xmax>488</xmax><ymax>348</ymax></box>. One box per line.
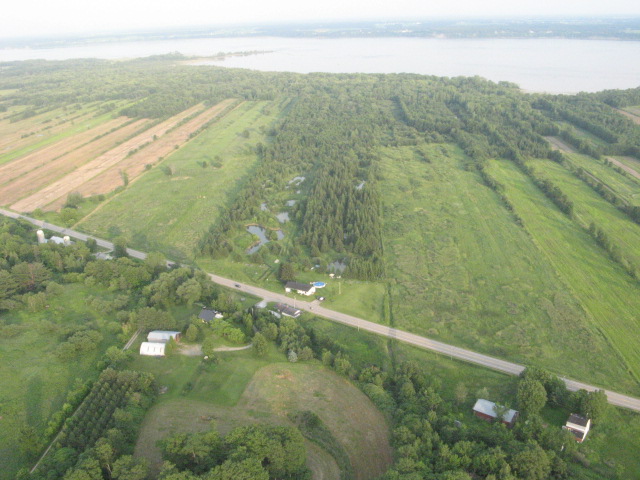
<box><xmin>0</xmin><ymin>109</ymin><xmax>96</xmax><ymax>153</ymax></box>
<box><xmin>0</xmin><ymin>118</ymin><xmax>148</xmax><ymax>206</ymax></box>
<box><xmin>11</xmin><ymin>102</ymin><xmax>231</xmax><ymax>212</ymax></box>
<box><xmin>64</xmin><ymin>99</ymin><xmax>238</xmax><ymax>202</ymax></box>
<box><xmin>0</xmin><ymin>116</ymin><xmax>133</xmax><ymax>184</ymax></box>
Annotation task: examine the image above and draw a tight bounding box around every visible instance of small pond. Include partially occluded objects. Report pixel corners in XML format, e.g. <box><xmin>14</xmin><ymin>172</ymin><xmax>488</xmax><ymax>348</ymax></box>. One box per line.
<box><xmin>276</xmin><ymin>212</ymin><xmax>290</xmax><ymax>223</ymax></box>
<box><xmin>246</xmin><ymin>225</ymin><xmax>285</xmax><ymax>254</ymax></box>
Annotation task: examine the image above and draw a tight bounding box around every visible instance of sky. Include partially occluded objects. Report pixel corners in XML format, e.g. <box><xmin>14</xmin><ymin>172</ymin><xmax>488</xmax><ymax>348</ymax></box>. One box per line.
<box><xmin>2</xmin><ymin>0</ymin><xmax>640</xmax><ymax>39</ymax></box>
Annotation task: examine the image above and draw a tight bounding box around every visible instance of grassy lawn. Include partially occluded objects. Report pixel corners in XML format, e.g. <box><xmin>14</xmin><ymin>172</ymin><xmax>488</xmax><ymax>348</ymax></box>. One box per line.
<box><xmin>488</xmin><ymin>158</ymin><xmax>640</xmax><ymax>393</ymax></box>
<box><xmin>133</xmin><ymin>347</ymin><xmax>391</xmax><ymax>480</ymax></box>
<box><xmin>78</xmin><ymin>100</ymin><xmax>282</xmax><ymax>262</ymax></box>
<box><xmin>0</xmin><ymin>284</ymin><xmax>123</xmax><ymax>480</ymax></box>
<box><xmin>376</xmin><ymin>143</ymin><xmax>632</xmax><ymax>390</ymax></box>
<box><xmin>530</xmin><ymin>157</ymin><xmax>640</xmax><ymax>269</ymax></box>
<box><xmin>563</xmin><ymin>152</ymin><xmax>640</xmax><ymax>206</ymax></box>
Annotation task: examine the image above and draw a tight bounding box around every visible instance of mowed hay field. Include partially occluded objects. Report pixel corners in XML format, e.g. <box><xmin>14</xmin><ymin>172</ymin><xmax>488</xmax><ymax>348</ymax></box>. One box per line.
<box><xmin>378</xmin><ymin>143</ymin><xmax>636</xmax><ymax>393</ymax></box>
<box><xmin>78</xmin><ymin>100</ymin><xmax>282</xmax><ymax>261</ymax></box>
<box><xmin>0</xmin><ymin>117</ymin><xmax>148</xmax><ymax>206</ymax></box>
<box><xmin>529</xmin><ymin>157</ymin><xmax>640</xmax><ymax>268</ymax></box>
<box><xmin>134</xmin><ymin>361</ymin><xmax>391</xmax><ymax>480</ymax></box>
<box><xmin>0</xmin><ymin>103</ymin><xmax>123</xmax><ymax>166</ymax></box>
<box><xmin>10</xmin><ymin>102</ymin><xmax>213</xmax><ymax>212</ymax></box>
<box><xmin>488</xmin><ymin>158</ymin><xmax>640</xmax><ymax>391</ymax></box>
<box><xmin>55</xmin><ymin>99</ymin><xmax>240</xmax><ymax>206</ymax></box>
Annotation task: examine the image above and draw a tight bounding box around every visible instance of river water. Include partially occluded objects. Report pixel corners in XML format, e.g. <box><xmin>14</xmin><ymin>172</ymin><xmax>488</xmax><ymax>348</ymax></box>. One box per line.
<box><xmin>2</xmin><ymin>36</ymin><xmax>640</xmax><ymax>93</ymax></box>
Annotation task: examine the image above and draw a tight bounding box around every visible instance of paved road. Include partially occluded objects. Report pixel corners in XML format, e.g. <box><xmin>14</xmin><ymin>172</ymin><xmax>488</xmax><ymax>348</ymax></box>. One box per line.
<box><xmin>3</xmin><ymin>208</ymin><xmax>640</xmax><ymax>412</ymax></box>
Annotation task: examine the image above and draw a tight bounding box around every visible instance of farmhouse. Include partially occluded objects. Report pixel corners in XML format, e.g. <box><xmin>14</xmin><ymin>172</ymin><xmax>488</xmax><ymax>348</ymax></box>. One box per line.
<box><xmin>563</xmin><ymin>414</ymin><xmax>591</xmax><ymax>442</ymax></box>
<box><xmin>139</xmin><ymin>342</ymin><xmax>166</xmax><ymax>356</ymax></box>
<box><xmin>472</xmin><ymin>399</ymin><xmax>519</xmax><ymax>427</ymax></box>
<box><xmin>198</xmin><ymin>308</ymin><xmax>224</xmax><ymax>322</ymax></box>
<box><xmin>284</xmin><ymin>281</ymin><xmax>316</xmax><ymax>296</ymax></box>
<box><xmin>147</xmin><ymin>330</ymin><xmax>181</xmax><ymax>343</ymax></box>
<box><xmin>275</xmin><ymin>303</ymin><xmax>301</xmax><ymax>318</ymax></box>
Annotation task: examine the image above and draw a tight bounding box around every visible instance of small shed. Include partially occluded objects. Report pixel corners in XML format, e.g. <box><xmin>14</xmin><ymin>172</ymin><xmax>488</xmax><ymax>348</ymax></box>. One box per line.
<box><xmin>284</xmin><ymin>281</ymin><xmax>316</xmax><ymax>296</ymax></box>
<box><xmin>563</xmin><ymin>414</ymin><xmax>591</xmax><ymax>442</ymax></box>
<box><xmin>473</xmin><ymin>399</ymin><xmax>519</xmax><ymax>427</ymax></box>
<box><xmin>147</xmin><ymin>330</ymin><xmax>181</xmax><ymax>343</ymax></box>
<box><xmin>140</xmin><ymin>342</ymin><xmax>166</xmax><ymax>356</ymax></box>
<box><xmin>198</xmin><ymin>308</ymin><xmax>223</xmax><ymax>322</ymax></box>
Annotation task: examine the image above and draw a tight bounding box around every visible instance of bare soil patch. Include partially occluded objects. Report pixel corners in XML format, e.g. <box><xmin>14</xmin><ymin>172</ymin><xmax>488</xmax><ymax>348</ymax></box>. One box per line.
<box><xmin>10</xmin><ymin>104</ymin><xmax>206</xmax><ymax>212</ymax></box>
<box><xmin>0</xmin><ymin>118</ymin><xmax>146</xmax><ymax>206</ymax></box>
<box><xmin>55</xmin><ymin>99</ymin><xmax>238</xmax><ymax>204</ymax></box>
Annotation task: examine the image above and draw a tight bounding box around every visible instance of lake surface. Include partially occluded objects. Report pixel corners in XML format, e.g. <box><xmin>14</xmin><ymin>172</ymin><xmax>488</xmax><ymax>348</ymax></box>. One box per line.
<box><xmin>2</xmin><ymin>36</ymin><xmax>640</xmax><ymax>93</ymax></box>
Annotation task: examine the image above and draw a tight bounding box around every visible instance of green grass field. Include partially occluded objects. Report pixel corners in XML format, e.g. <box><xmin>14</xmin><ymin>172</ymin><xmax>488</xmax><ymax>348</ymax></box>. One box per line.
<box><xmin>0</xmin><ymin>284</ymin><xmax>123</xmax><ymax>480</ymax></box>
<box><xmin>376</xmin><ymin>143</ymin><xmax>634</xmax><ymax>391</ymax></box>
<box><xmin>78</xmin><ymin>100</ymin><xmax>283</xmax><ymax>262</ymax></box>
<box><xmin>563</xmin><ymin>152</ymin><xmax>640</xmax><ymax>206</ymax></box>
<box><xmin>488</xmin><ymin>158</ymin><xmax>640</xmax><ymax>392</ymax></box>
<box><xmin>530</xmin><ymin>157</ymin><xmax>640</xmax><ymax>269</ymax></box>
<box><xmin>132</xmin><ymin>346</ymin><xmax>392</xmax><ymax>480</ymax></box>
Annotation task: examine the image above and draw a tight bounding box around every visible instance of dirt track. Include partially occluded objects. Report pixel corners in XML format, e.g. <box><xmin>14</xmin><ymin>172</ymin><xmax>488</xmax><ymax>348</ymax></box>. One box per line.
<box><xmin>10</xmin><ymin>104</ymin><xmax>207</xmax><ymax>212</ymax></box>
<box><xmin>57</xmin><ymin>99</ymin><xmax>238</xmax><ymax>204</ymax></box>
<box><xmin>615</xmin><ymin>108</ymin><xmax>640</xmax><ymax>125</ymax></box>
<box><xmin>544</xmin><ymin>136</ymin><xmax>577</xmax><ymax>154</ymax></box>
<box><xmin>607</xmin><ymin>157</ymin><xmax>640</xmax><ymax>181</ymax></box>
<box><xmin>0</xmin><ymin>118</ymin><xmax>146</xmax><ymax>206</ymax></box>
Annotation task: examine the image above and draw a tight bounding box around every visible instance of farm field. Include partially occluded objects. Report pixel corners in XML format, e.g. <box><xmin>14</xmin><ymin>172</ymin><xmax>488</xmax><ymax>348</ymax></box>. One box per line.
<box><xmin>529</xmin><ymin>157</ymin><xmax>640</xmax><ymax>269</ymax></box>
<box><xmin>0</xmin><ymin>284</ymin><xmax>122</xmax><ymax>480</ymax></box>
<box><xmin>487</xmin><ymin>158</ymin><xmax>640</xmax><ymax>392</ymax></box>
<box><xmin>132</xmin><ymin>347</ymin><xmax>392</xmax><ymax>480</ymax></box>
<box><xmin>48</xmin><ymin>98</ymin><xmax>240</xmax><ymax>209</ymax></box>
<box><xmin>9</xmin><ymin>103</ymin><xmax>213</xmax><ymax>212</ymax></box>
<box><xmin>376</xmin><ymin>143</ymin><xmax>635</xmax><ymax>390</ymax></box>
<box><xmin>79</xmin><ymin>100</ymin><xmax>282</xmax><ymax>261</ymax></box>
<box><xmin>562</xmin><ymin>152</ymin><xmax>640</xmax><ymax>206</ymax></box>
<box><xmin>0</xmin><ymin>103</ymin><xmax>118</xmax><ymax>166</ymax></box>
<box><xmin>0</xmin><ymin>117</ymin><xmax>148</xmax><ymax>207</ymax></box>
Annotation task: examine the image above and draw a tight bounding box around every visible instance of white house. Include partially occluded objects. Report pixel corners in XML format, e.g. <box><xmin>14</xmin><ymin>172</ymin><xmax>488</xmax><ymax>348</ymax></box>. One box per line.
<box><xmin>563</xmin><ymin>414</ymin><xmax>591</xmax><ymax>442</ymax></box>
<box><xmin>147</xmin><ymin>330</ymin><xmax>181</xmax><ymax>343</ymax></box>
<box><xmin>140</xmin><ymin>342</ymin><xmax>166</xmax><ymax>356</ymax></box>
<box><xmin>284</xmin><ymin>281</ymin><xmax>316</xmax><ymax>296</ymax></box>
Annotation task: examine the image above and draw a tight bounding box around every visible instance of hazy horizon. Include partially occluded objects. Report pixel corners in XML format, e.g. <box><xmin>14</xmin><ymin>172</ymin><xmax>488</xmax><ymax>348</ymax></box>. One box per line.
<box><xmin>2</xmin><ymin>0</ymin><xmax>640</xmax><ymax>40</ymax></box>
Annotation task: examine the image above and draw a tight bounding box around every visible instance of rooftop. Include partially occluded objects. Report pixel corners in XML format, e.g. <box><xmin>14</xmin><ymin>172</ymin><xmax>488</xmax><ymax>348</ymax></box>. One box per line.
<box><xmin>285</xmin><ymin>281</ymin><xmax>314</xmax><ymax>292</ymax></box>
<box><xmin>473</xmin><ymin>398</ymin><xmax>518</xmax><ymax>423</ymax></box>
<box><xmin>567</xmin><ymin>413</ymin><xmax>590</xmax><ymax>428</ymax></box>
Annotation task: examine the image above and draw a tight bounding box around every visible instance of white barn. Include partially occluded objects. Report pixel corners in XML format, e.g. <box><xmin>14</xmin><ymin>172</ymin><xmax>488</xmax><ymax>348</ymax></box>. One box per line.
<box><xmin>140</xmin><ymin>342</ymin><xmax>166</xmax><ymax>356</ymax></box>
<box><xmin>147</xmin><ymin>330</ymin><xmax>181</xmax><ymax>343</ymax></box>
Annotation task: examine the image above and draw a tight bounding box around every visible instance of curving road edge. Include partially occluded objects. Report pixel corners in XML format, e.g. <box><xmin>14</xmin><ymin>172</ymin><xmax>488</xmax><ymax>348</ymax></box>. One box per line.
<box><xmin>2</xmin><ymin>207</ymin><xmax>640</xmax><ymax>413</ymax></box>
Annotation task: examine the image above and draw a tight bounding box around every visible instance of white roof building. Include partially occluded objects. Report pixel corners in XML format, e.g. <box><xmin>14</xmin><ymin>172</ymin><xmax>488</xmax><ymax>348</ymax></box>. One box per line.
<box><xmin>147</xmin><ymin>330</ymin><xmax>181</xmax><ymax>343</ymax></box>
<box><xmin>473</xmin><ymin>398</ymin><xmax>519</xmax><ymax>425</ymax></box>
<box><xmin>140</xmin><ymin>342</ymin><xmax>166</xmax><ymax>356</ymax></box>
